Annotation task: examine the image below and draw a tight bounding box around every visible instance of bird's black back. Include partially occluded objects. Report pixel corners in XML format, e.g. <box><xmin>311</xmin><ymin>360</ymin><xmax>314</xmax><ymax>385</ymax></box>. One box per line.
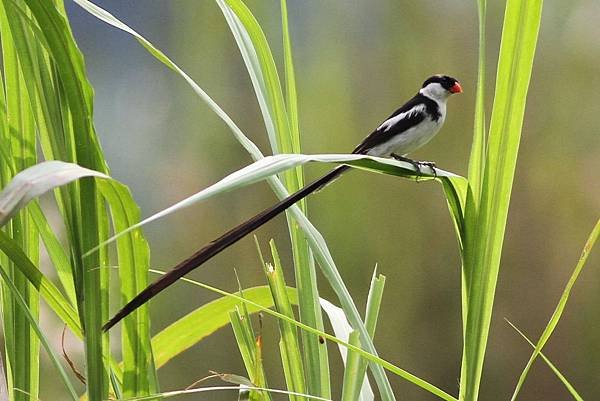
<box><xmin>352</xmin><ymin>93</ymin><xmax>440</xmax><ymax>154</ymax></box>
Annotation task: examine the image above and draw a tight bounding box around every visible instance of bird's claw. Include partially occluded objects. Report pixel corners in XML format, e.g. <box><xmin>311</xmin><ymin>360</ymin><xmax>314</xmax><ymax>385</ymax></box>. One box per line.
<box><xmin>390</xmin><ymin>154</ymin><xmax>437</xmax><ymax>180</ymax></box>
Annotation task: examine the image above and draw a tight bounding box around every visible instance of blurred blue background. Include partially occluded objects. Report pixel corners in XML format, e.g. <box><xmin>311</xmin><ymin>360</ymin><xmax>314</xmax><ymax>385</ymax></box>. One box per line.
<box><xmin>48</xmin><ymin>1</ymin><xmax>600</xmax><ymax>400</ymax></box>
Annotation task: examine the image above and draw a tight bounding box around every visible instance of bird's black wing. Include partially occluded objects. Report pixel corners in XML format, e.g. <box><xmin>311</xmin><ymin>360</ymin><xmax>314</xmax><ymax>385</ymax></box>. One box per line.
<box><xmin>352</xmin><ymin>94</ymin><xmax>428</xmax><ymax>154</ymax></box>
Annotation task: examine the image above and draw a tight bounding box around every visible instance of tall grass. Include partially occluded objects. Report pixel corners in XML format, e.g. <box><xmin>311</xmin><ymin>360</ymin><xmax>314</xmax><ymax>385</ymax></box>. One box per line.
<box><xmin>0</xmin><ymin>1</ymin><xmax>598</xmax><ymax>401</ymax></box>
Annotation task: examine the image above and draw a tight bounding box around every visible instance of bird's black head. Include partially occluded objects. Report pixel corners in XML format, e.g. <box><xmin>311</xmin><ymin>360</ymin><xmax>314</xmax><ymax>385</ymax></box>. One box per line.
<box><xmin>421</xmin><ymin>75</ymin><xmax>462</xmax><ymax>94</ymax></box>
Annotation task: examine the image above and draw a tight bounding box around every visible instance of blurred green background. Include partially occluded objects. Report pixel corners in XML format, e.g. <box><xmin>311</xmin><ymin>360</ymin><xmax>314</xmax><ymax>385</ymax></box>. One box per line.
<box><xmin>48</xmin><ymin>1</ymin><xmax>599</xmax><ymax>400</ymax></box>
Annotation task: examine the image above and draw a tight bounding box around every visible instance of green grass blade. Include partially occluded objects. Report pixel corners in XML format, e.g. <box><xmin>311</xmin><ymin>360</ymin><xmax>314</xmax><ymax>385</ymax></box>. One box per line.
<box><xmin>467</xmin><ymin>0</ymin><xmax>487</xmax><ymax>203</ymax></box>
<box><xmin>17</xmin><ymin>1</ymin><xmax>110</xmax><ymax>398</ymax></box>
<box><xmin>461</xmin><ymin>0</ymin><xmax>543</xmax><ymax>399</ymax></box>
<box><xmin>28</xmin><ymin>202</ymin><xmax>77</xmax><ymax>306</ymax></box>
<box><xmin>341</xmin><ymin>331</ymin><xmax>363</xmax><ymax>401</ymax></box>
<box><xmin>509</xmin><ymin>219</ymin><xmax>599</xmax><ymax>400</ymax></box>
<box><xmin>216</xmin><ymin>3</ymin><xmax>324</xmax><ymax>392</ymax></box>
<box><xmin>264</xmin><ymin>241</ymin><xmax>306</xmax><ymax>400</ymax></box>
<box><xmin>0</xmin><ymin>229</ymin><xmax>82</xmax><ymax>335</ymax></box>
<box><xmin>0</xmin><ymin>161</ymin><xmax>109</xmax><ymax>226</ymax></box>
<box><xmin>90</xmin><ymin>153</ymin><xmax>461</xmax><ymax>252</ymax></box>
<box><xmin>346</xmin><ymin>269</ymin><xmax>385</xmax><ymax>401</ymax></box>
<box><xmin>0</xmin><ymin>4</ymin><xmax>41</xmax><ymax>398</ymax></box>
<box><xmin>0</xmin><ymin>263</ymin><xmax>78</xmax><ymax>401</ymax></box>
<box><xmin>506</xmin><ymin>320</ymin><xmax>584</xmax><ymax>401</ymax></box>
<box><xmin>230</xmin><ymin>308</ymin><xmax>271</xmax><ymax>401</ymax></box>
<box><xmin>278</xmin><ymin>3</ymin><xmax>327</xmax><ymax>392</ymax></box>
<box><xmin>98</xmin><ymin>181</ymin><xmax>158</xmax><ymax>397</ymax></box>
<box><xmin>145</xmin><ymin>272</ymin><xmax>457</xmax><ymax>401</ymax></box>
<box><xmin>116</xmin><ymin>385</ymin><xmax>332</xmax><ymax>401</ymax></box>
<box><xmin>280</xmin><ymin>0</ymin><xmax>300</xmax><ymax>157</ymax></box>
<box><xmin>151</xmin><ymin>283</ymin><xmax>295</xmax><ymax>368</ymax></box>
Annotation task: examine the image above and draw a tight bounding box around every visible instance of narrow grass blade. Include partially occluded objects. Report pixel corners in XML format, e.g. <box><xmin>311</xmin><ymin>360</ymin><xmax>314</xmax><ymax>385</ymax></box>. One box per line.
<box><xmin>0</xmin><ymin>161</ymin><xmax>109</xmax><ymax>226</ymax></box>
<box><xmin>144</xmin><ymin>272</ymin><xmax>458</xmax><ymax>401</ymax></box>
<box><xmin>0</xmin><ymin>230</ymin><xmax>81</xmax><ymax>333</ymax></box>
<box><xmin>152</xmin><ymin>283</ymin><xmax>296</xmax><ymax>368</ymax></box>
<box><xmin>215</xmin><ymin>3</ymin><xmax>324</xmax><ymax>393</ymax></box>
<box><xmin>28</xmin><ymin>202</ymin><xmax>77</xmax><ymax>306</ymax></box>
<box><xmin>467</xmin><ymin>0</ymin><xmax>487</xmax><ymax>203</ymax></box>
<box><xmin>509</xmin><ymin>219</ymin><xmax>599</xmax><ymax>400</ymax></box>
<box><xmin>345</xmin><ymin>269</ymin><xmax>385</xmax><ymax>401</ymax></box>
<box><xmin>461</xmin><ymin>0</ymin><xmax>543</xmax><ymax>399</ymax></box>
<box><xmin>341</xmin><ymin>331</ymin><xmax>363</xmax><ymax>401</ymax></box>
<box><xmin>70</xmin><ymin>4</ymin><xmax>453</xmax><ymax>398</ymax></box>
<box><xmin>117</xmin><ymin>386</ymin><xmax>332</xmax><ymax>401</ymax></box>
<box><xmin>506</xmin><ymin>320</ymin><xmax>584</xmax><ymax>401</ymax></box>
<box><xmin>264</xmin><ymin>241</ymin><xmax>306</xmax><ymax>399</ymax></box>
<box><xmin>321</xmin><ymin>299</ymin><xmax>374</xmax><ymax>401</ymax></box>
<box><xmin>17</xmin><ymin>1</ymin><xmax>112</xmax><ymax>398</ymax></box>
<box><xmin>229</xmin><ymin>309</ymin><xmax>271</xmax><ymax>401</ymax></box>
<box><xmin>99</xmin><ymin>181</ymin><xmax>158</xmax><ymax>397</ymax></box>
<box><xmin>0</xmin><ymin>263</ymin><xmax>78</xmax><ymax>401</ymax></box>
<box><xmin>89</xmin><ymin>153</ymin><xmax>459</xmax><ymax>252</ymax></box>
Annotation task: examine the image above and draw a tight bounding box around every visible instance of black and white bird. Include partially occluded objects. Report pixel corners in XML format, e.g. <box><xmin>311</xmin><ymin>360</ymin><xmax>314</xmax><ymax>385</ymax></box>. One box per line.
<box><xmin>103</xmin><ymin>74</ymin><xmax>462</xmax><ymax>331</ymax></box>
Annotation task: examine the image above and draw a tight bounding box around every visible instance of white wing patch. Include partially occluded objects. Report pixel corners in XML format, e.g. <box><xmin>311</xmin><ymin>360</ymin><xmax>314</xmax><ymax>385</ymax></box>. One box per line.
<box><xmin>376</xmin><ymin>104</ymin><xmax>426</xmax><ymax>132</ymax></box>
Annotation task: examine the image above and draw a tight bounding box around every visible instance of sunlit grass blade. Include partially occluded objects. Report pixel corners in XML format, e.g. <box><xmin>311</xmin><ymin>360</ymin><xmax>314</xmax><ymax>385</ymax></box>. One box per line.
<box><xmin>0</xmin><ymin>161</ymin><xmax>109</xmax><ymax>226</ymax></box>
<box><xmin>460</xmin><ymin>0</ymin><xmax>543</xmax><ymax>399</ymax></box>
<box><xmin>263</xmin><ymin>241</ymin><xmax>306</xmax><ymax>400</ymax></box>
<box><xmin>345</xmin><ymin>269</ymin><xmax>385</xmax><ymax>401</ymax></box>
<box><xmin>16</xmin><ymin>0</ymin><xmax>112</xmax><ymax>398</ymax></box>
<box><xmin>143</xmin><ymin>271</ymin><xmax>458</xmax><ymax>401</ymax></box>
<box><xmin>90</xmin><ymin>154</ymin><xmax>460</xmax><ymax>251</ymax></box>
<box><xmin>0</xmin><ymin>229</ymin><xmax>81</xmax><ymax>334</ymax></box>
<box><xmin>229</xmin><ymin>309</ymin><xmax>271</xmax><ymax>401</ymax></box>
<box><xmin>98</xmin><ymin>181</ymin><xmax>158</xmax><ymax>397</ymax></box>
<box><xmin>509</xmin><ymin>218</ymin><xmax>598</xmax><ymax>400</ymax></box>
<box><xmin>0</xmin><ymin>263</ymin><xmax>78</xmax><ymax>401</ymax></box>
<box><xmin>217</xmin><ymin>2</ymin><xmax>325</xmax><ymax>393</ymax></box>
<box><xmin>467</xmin><ymin>0</ymin><xmax>487</xmax><ymax>203</ymax></box>
<box><xmin>28</xmin><ymin>203</ymin><xmax>77</xmax><ymax>306</ymax></box>
<box><xmin>506</xmin><ymin>320</ymin><xmax>584</xmax><ymax>401</ymax></box>
<box><xmin>0</xmin><ymin>3</ymin><xmax>42</xmax><ymax>398</ymax></box>
<box><xmin>70</xmin><ymin>4</ymin><xmax>461</xmax><ymax>399</ymax></box>
<box><xmin>115</xmin><ymin>385</ymin><xmax>332</xmax><ymax>401</ymax></box>
<box><xmin>151</xmin><ymin>282</ymin><xmax>295</xmax><ymax>368</ymax></box>
<box><xmin>341</xmin><ymin>331</ymin><xmax>363</xmax><ymax>401</ymax></box>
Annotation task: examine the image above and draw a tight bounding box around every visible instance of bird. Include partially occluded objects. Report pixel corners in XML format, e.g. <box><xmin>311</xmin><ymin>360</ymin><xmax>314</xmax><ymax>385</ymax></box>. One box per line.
<box><xmin>103</xmin><ymin>74</ymin><xmax>462</xmax><ymax>331</ymax></box>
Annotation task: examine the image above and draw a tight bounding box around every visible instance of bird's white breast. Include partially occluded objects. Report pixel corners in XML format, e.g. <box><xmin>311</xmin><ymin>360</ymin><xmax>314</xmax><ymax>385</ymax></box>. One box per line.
<box><xmin>367</xmin><ymin>112</ymin><xmax>446</xmax><ymax>157</ymax></box>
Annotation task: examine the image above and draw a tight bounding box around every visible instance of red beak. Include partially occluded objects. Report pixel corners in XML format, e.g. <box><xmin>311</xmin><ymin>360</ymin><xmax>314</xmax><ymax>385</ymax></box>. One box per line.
<box><xmin>450</xmin><ymin>82</ymin><xmax>463</xmax><ymax>94</ymax></box>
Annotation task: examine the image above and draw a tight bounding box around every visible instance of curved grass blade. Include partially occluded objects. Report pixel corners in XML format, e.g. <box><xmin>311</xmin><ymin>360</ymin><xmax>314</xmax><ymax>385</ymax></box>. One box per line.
<box><xmin>71</xmin><ymin>4</ymin><xmax>464</xmax><ymax>398</ymax></box>
<box><xmin>146</xmin><ymin>270</ymin><xmax>458</xmax><ymax>401</ymax></box>
<box><xmin>88</xmin><ymin>153</ymin><xmax>461</xmax><ymax>252</ymax></box>
<box><xmin>509</xmin><ymin>219</ymin><xmax>598</xmax><ymax>400</ymax></box>
<box><xmin>120</xmin><ymin>385</ymin><xmax>331</xmax><ymax>401</ymax></box>
<box><xmin>506</xmin><ymin>320</ymin><xmax>584</xmax><ymax>401</ymax></box>
<box><xmin>0</xmin><ymin>161</ymin><xmax>108</xmax><ymax>227</ymax></box>
<box><xmin>151</xmin><ymin>283</ymin><xmax>296</xmax><ymax>368</ymax></box>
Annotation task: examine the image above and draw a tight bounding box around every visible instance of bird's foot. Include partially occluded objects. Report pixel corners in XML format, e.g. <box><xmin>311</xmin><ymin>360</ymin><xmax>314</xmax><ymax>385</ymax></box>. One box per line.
<box><xmin>418</xmin><ymin>160</ymin><xmax>437</xmax><ymax>178</ymax></box>
<box><xmin>390</xmin><ymin>154</ymin><xmax>437</xmax><ymax>180</ymax></box>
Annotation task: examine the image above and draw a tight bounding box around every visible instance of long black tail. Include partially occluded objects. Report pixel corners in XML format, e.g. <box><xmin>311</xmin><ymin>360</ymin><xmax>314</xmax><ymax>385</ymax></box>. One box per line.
<box><xmin>103</xmin><ymin>165</ymin><xmax>350</xmax><ymax>331</ymax></box>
